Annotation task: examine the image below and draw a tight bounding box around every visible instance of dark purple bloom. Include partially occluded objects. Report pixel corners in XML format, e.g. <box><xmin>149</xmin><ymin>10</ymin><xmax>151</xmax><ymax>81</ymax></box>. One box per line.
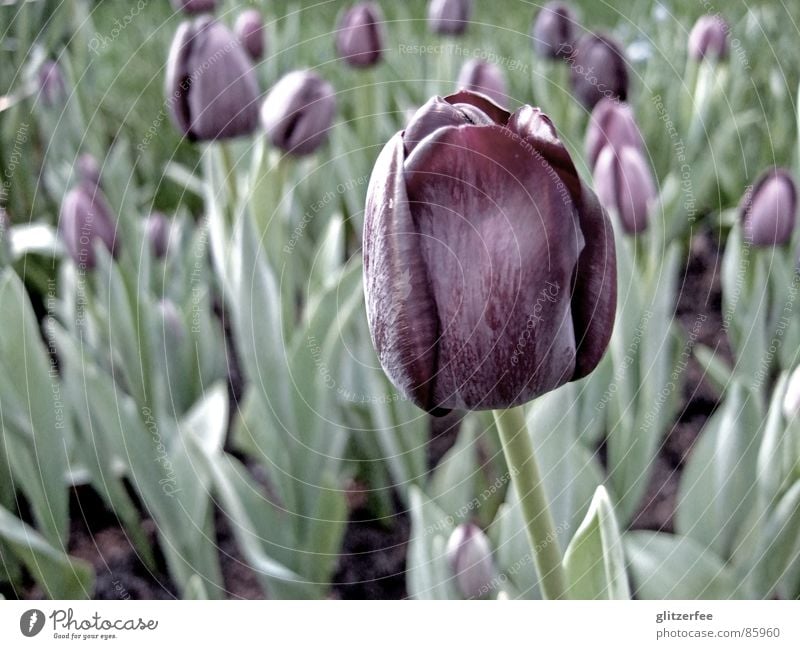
<box><xmin>336</xmin><ymin>2</ymin><xmax>384</xmax><ymax>68</ymax></box>
<box><xmin>428</xmin><ymin>0</ymin><xmax>472</xmax><ymax>36</ymax></box>
<box><xmin>456</xmin><ymin>59</ymin><xmax>507</xmax><ymax>106</ymax></box>
<box><xmin>446</xmin><ymin>523</ymin><xmax>496</xmax><ymax>599</ymax></box>
<box><xmin>235</xmin><ymin>9</ymin><xmax>265</xmax><ymax>61</ymax></box>
<box><xmin>165</xmin><ymin>17</ymin><xmax>260</xmax><ymax>141</ymax></box>
<box><xmin>688</xmin><ymin>15</ymin><xmax>728</xmax><ymax>61</ymax></box>
<box><xmin>585</xmin><ymin>98</ymin><xmax>644</xmax><ymax>171</ymax></box>
<box><xmin>567</xmin><ymin>33</ymin><xmax>629</xmax><ymax>109</ymax></box>
<box><xmin>144</xmin><ymin>212</ymin><xmax>171</xmax><ymax>259</ymax></box>
<box><xmin>593</xmin><ymin>144</ymin><xmax>655</xmax><ymax>234</ymax></box>
<box><xmin>171</xmin><ymin>0</ymin><xmax>216</xmax><ymax>14</ymax></box>
<box><xmin>532</xmin><ymin>2</ymin><xmax>578</xmax><ymax>59</ymax></box>
<box><xmin>363</xmin><ymin>91</ymin><xmax>617</xmax><ymax>413</ymax></box>
<box><xmin>38</xmin><ymin>61</ymin><xmax>66</xmax><ymax>107</ymax></box>
<box><xmin>260</xmin><ymin>70</ymin><xmax>337</xmax><ymax>155</ymax></box>
<box><xmin>60</xmin><ymin>183</ymin><xmax>118</xmax><ymax>269</ymax></box>
<box><xmin>741</xmin><ymin>168</ymin><xmax>797</xmax><ymax>247</ymax></box>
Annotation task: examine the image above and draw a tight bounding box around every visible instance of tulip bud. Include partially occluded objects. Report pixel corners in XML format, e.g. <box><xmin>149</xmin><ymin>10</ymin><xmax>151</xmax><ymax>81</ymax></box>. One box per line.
<box><xmin>568</xmin><ymin>33</ymin><xmax>629</xmax><ymax>109</ymax></box>
<box><xmin>165</xmin><ymin>17</ymin><xmax>260</xmax><ymax>141</ymax></box>
<box><xmin>584</xmin><ymin>98</ymin><xmax>644</xmax><ymax>171</ymax></box>
<box><xmin>688</xmin><ymin>15</ymin><xmax>728</xmax><ymax>62</ymax></box>
<box><xmin>77</xmin><ymin>153</ymin><xmax>102</xmax><ymax>189</ymax></box>
<box><xmin>60</xmin><ymin>183</ymin><xmax>118</xmax><ymax>269</ymax></box>
<box><xmin>235</xmin><ymin>9</ymin><xmax>265</xmax><ymax>61</ymax></box>
<box><xmin>37</xmin><ymin>60</ymin><xmax>66</xmax><ymax>107</ymax></box>
<box><xmin>144</xmin><ymin>212</ymin><xmax>171</xmax><ymax>259</ymax></box>
<box><xmin>531</xmin><ymin>2</ymin><xmax>577</xmax><ymax>60</ymax></box>
<box><xmin>364</xmin><ymin>91</ymin><xmax>617</xmax><ymax>413</ymax></box>
<box><xmin>456</xmin><ymin>59</ymin><xmax>507</xmax><ymax>106</ymax></box>
<box><xmin>336</xmin><ymin>2</ymin><xmax>384</xmax><ymax>68</ymax></box>
<box><xmin>171</xmin><ymin>0</ymin><xmax>216</xmax><ymax>14</ymax></box>
<box><xmin>784</xmin><ymin>366</ymin><xmax>800</xmax><ymax>420</ymax></box>
<box><xmin>740</xmin><ymin>168</ymin><xmax>797</xmax><ymax>248</ymax></box>
<box><xmin>445</xmin><ymin>523</ymin><xmax>496</xmax><ymax>598</ymax></box>
<box><xmin>261</xmin><ymin>70</ymin><xmax>337</xmax><ymax>156</ymax></box>
<box><xmin>427</xmin><ymin>0</ymin><xmax>472</xmax><ymax>36</ymax></box>
<box><xmin>157</xmin><ymin>299</ymin><xmax>184</xmax><ymax>342</ymax></box>
<box><xmin>593</xmin><ymin>144</ymin><xmax>655</xmax><ymax>234</ymax></box>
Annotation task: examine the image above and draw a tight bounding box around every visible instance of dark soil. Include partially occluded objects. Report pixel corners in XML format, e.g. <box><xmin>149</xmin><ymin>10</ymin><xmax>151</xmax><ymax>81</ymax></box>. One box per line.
<box><xmin>8</xmin><ymin>228</ymin><xmax>728</xmax><ymax>600</ymax></box>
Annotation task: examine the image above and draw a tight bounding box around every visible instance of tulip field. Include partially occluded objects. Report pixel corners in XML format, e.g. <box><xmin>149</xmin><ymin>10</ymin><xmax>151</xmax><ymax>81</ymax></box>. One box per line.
<box><xmin>1</xmin><ymin>0</ymin><xmax>799</xmax><ymax>604</ymax></box>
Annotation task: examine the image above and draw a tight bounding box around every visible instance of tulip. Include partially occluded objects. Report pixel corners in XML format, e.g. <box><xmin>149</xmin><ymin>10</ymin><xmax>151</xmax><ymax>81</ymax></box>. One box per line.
<box><xmin>688</xmin><ymin>15</ymin><xmax>728</xmax><ymax>62</ymax></box>
<box><xmin>165</xmin><ymin>17</ymin><xmax>260</xmax><ymax>141</ymax></box>
<box><xmin>446</xmin><ymin>523</ymin><xmax>497</xmax><ymax>599</ymax></box>
<box><xmin>740</xmin><ymin>168</ymin><xmax>797</xmax><ymax>247</ymax></box>
<box><xmin>261</xmin><ymin>70</ymin><xmax>337</xmax><ymax>156</ymax></box>
<box><xmin>171</xmin><ymin>0</ymin><xmax>216</xmax><ymax>14</ymax></box>
<box><xmin>456</xmin><ymin>59</ymin><xmax>507</xmax><ymax>106</ymax></box>
<box><xmin>584</xmin><ymin>98</ymin><xmax>644</xmax><ymax>171</ymax></box>
<box><xmin>427</xmin><ymin>0</ymin><xmax>472</xmax><ymax>36</ymax></box>
<box><xmin>157</xmin><ymin>299</ymin><xmax>184</xmax><ymax>342</ymax></box>
<box><xmin>593</xmin><ymin>144</ymin><xmax>655</xmax><ymax>234</ymax></box>
<box><xmin>144</xmin><ymin>212</ymin><xmax>171</xmax><ymax>259</ymax></box>
<box><xmin>336</xmin><ymin>2</ymin><xmax>384</xmax><ymax>68</ymax></box>
<box><xmin>363</xmin><ymin>90</ymin><xmax>617</xmax><ymax>413</ymax></box>
<box><xmin>235</xmin><ymin>9</ymin><xmax>265</xmax><ymax>61</ymax></box>
<box><xmin>60</xmin><ymin>183</ymin><xmax>118</xmax><ymax>269</ymax></box>
<box><xmin>784</xmin><ymin>366</ymin><xmax>800</xmax><ymax>420</ymax></box>
<box><xmin>37</xmin><ymin>61</ymin><xmax>66</xmax><ymax>107</ymax></box>
<box><xmin>531</xmin><ymin>2</ymin><xmax>577</xmax><ymax>60</ymax></box>
<box><xmin>77</xmin><ymin>153</ymin><xmax>102</xmax><ymax>189</ymax></box>
<box><xmin>567</xmin><ymin>33</ymin><xmax>629</xmax><ymax>109</ymax></box>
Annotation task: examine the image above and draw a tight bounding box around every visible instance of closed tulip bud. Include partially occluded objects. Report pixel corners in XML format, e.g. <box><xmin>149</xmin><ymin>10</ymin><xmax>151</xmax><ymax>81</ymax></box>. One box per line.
<box><xmin>585</xmin><ymin>98</ymin><xmax>644</xmax><ymax>171</ymax></box>
<box><xmin>60</xmin><ymin>183</ymin><xmax>118</xmax><ymax>269</ymax></box>
<box><xmin>531</xmin><ymin>2</ymin><xmax>577</xmax><ymax>60</ymax></box>
<box><xmin>740</xmin><ymin>168</ymin><xmax>797</xmax><ymax>247</ymax></box>
<box><xmin>261</xmin><ymin>70</ymin><xmax>337</xmax><ymax>156</ymax></box>
<box><xmin>594</xmin><ymin>144</ymin><xmax>655</xmax><ymax>234</ymax></box>
<box><xmin>446</xmin><ymin>523</ymin><xmax>496</xmax><ymax>599</ymax></box>
<box><xmin>77</xmin><ymin>153</ymin><xmax>102</xmax><ymax>189</ymax></box>
<box><xmin>568</xmin><ymin>33</ymin><xmax>629</xmax><ymax>109</ymax></box>
<box><xmin>171</xmin><ymin>0</ymin><xmax>216</xmax><ymax>14</ymax></box>
<box><xmin>157</xmin><ymin>299</ymin><xmax>184</xmax><ymax>342</ymax></box>
<box><xmin>144</xmin><ymin>212</ymin><xmax>171</xmax><ymax>259</ymax></box>
<box><xmin>165</xmin><ymin>17</ymin><xmax>260</xmax><ymax>141</ymax></box>
<box><xmin>336</xmin><ymin>3</ymin><xmax>384</xmax><ymax>68</ymax></box>
<box><xmin>688</xmin><ymin>15</ymin><xmax>728</xmax><ymax>62</ymax></box>
<box><xmin>38</xmin><ymin>60</ymin><xmax>66</xmax><ymax>107</ymax></box>
<box><xmin>235</xmin><ymin>9</ymin><xmax>265</xmax><ymax>61</ymax></box>
<box><xmin>364</xmin><ymin>91</ymin><xmax>617</xmax><ymax>413</ymax></box>
<box><xmin>427</xmin><ymin>0</ymin><xmax>472</xmax><ymax>36</ymax></box>
<box><xmin>456</xmin><ymin>59</ymin><xmax>507</xmax><ymax>106</ymax></box>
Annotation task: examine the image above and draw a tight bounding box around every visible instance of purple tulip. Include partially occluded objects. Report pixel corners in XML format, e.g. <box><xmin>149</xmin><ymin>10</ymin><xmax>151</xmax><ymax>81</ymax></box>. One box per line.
<box><xmin>144</xmin><ymin>212</ymin><xmax>171</xmax><ymax>259</ymax></box>
<box><xmin>594</xmin><ymin>144</ymin><xmax>655</xmax><ymax>234</ymax></box>
<box><xmin>446</xmin><ymin>523</ymin><xmax>497</xmax><ymax>599</ymax></box>
<box><xmin>336</xmin><ymin>2</ymin><xmax>384</xmax><ymax>68</ymax></box>
<box><xmin>585</xmin><ymin>98</ymin><xmax>644</xmax><ymax>171</ymax></box>
<box><xmin>171</xmin><ymin>0</ymin><xmax>216</xmax><ymax>14</ymax></box>
<box><xmin>38</xmin><ymin>61</ymin><xmax>66</xmax><ymax>107</ymax></box>
<box><xmin>456</xmin><ymin>59</ymin><xmax>507</xmax><ymax>106</ymax></box>
<box><xmin>235</xmin><ymin>9</ymin><xmax>265</xmax><ymax>61</ymax></box>
<box><xmin>567</xmin><ymin>33</ymin><xmax>629</xmax><ymax>109</ymax></box>
<box><xmin>740</xmin><ymin>168</ymin><xmax>797</xmax><ymax>247</ymax></box>
<box><xmin>688</xmin><ymin>15</ymin><xmax>729</xmax><ymax>62</ymax></box>
<box><xmin>77</xmin><ymin>153</ymin><xmax>102</xmax><ymax>189</ymax></box>
<box><xmin>165</xmin><ymin>17</ymin><xmax>260</xmax><ymax>141</ymax></box>
<box><xmin>363</xmin><ymin>91</ymin><xmax>617</xmax><ymax>413</ymax></box>
<box><xmin>260</xmin><ymin>70</ymin><xmax>337</xmax><ymax>156</ymax></box>
<box><xmin>427</xmin><ymin>0</ymin><xmax>472</xmax><ymax>36</ymax></box>
<box><xmin>531</xmin><ymin>2</ymin><xmax>578</xmax><ymax>60</ymax></box>
<box><xmin>60</xmin><ymin>183</ymin><xmax>118</xmax><ymax>270</ymax></box>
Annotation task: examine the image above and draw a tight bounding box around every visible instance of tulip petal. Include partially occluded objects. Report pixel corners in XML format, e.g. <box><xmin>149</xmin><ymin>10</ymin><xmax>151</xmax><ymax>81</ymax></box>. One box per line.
<box><xmin>404</xmin><ymin>124</ymin><xmax>581</xmax><ymax>410</ymax></box>
<box><xmin>444</xmin><ymin>90</ymin><xmax>510</xmax><ymax>125</ymax></box>
<box><xmin>364</xmin><ymin>134</ymin><xmax>441</xmax><ymax>412</ymax></box>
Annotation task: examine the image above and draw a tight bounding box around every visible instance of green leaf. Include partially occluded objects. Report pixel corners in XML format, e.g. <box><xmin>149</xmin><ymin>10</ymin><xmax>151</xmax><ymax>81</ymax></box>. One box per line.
<box><xmin>750</xmin><ymin>481</ymin><xmax>800</xmax><ymax>598</ymax></box>
<box><xmin>564</xmin><ymin>486</ymin><xmax>630</xmax><ymax>599</ymax></box>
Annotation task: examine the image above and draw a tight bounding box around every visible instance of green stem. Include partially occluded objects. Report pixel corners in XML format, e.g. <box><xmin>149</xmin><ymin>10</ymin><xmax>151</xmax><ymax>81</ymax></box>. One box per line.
<box><xmin>493</xmin><ymin>406</ymin><xmax>568</xmax><ymax>600</ymax></box>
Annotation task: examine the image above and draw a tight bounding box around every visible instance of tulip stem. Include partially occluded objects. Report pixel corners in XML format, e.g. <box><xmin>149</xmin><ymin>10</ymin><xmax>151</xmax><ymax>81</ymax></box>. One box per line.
<box><xmin>493</xmin><ymin>406</ymin><xmax>568</xmax><ymax>600</ymax></box>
